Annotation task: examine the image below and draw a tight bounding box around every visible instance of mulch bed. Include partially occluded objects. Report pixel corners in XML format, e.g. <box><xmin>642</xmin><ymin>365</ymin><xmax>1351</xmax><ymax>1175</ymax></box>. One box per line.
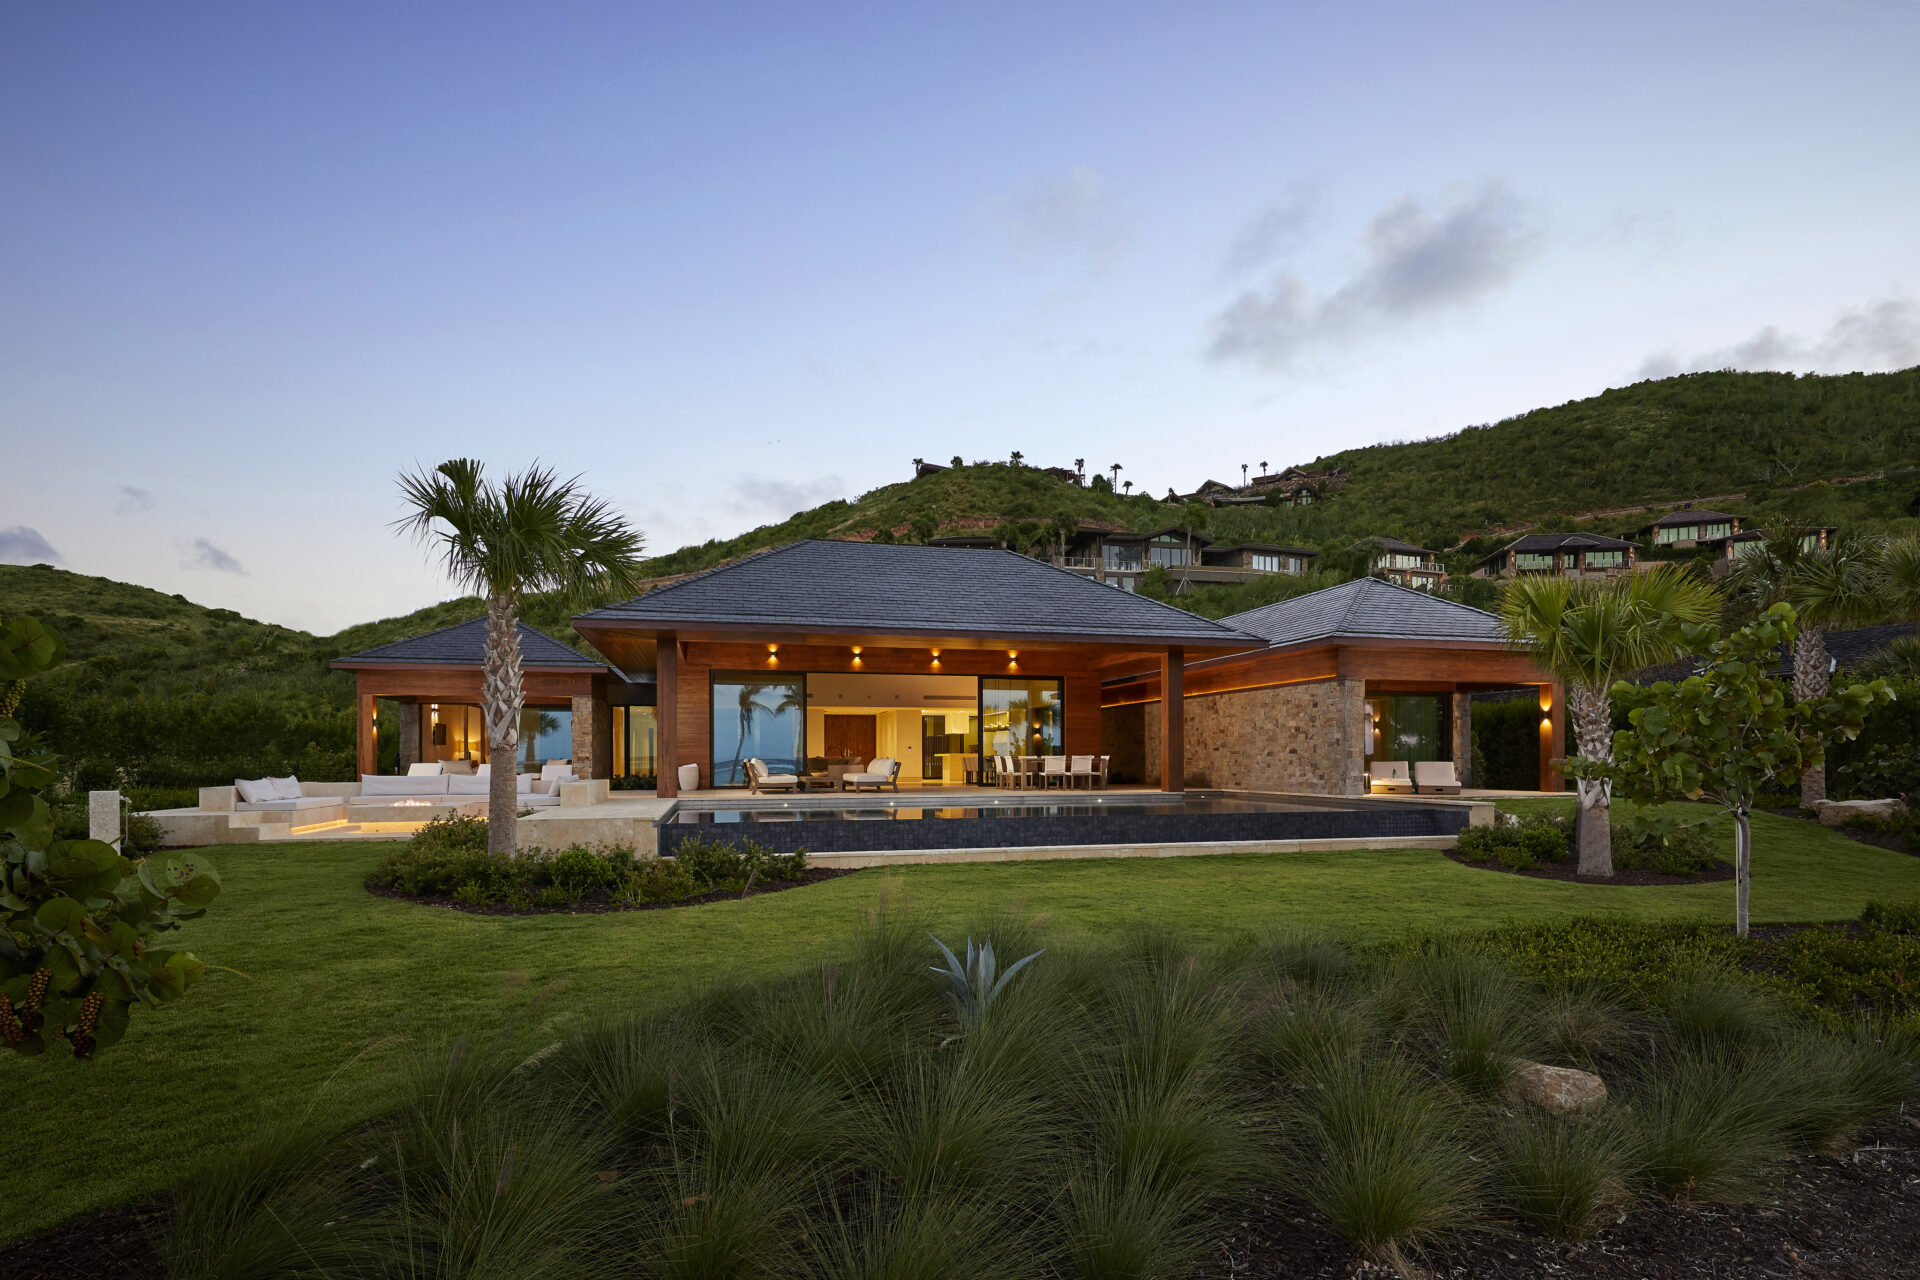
<box><xmin>2</xmin><ymin>1201</ymin><xmax>165</xmax><ymax>1280</ymax></box>
<box><xmin>1444</xmin><ymin>851</ymin><xmax>1735</xmax><ymax>887</ymax></box>
<box><xmin>16</xmin><ymin>1124</ymin><xmax>1920</xmax><ymax>1279</ymax></box>
<box><xmin>1204</xmin><ymin>1119</ymin><xmax>1920</xmax><ymax>1278</ymax></box>
<box><xmin>363</xmin><ymin>865</ymin><xmax>858</xmax><ymax>915</ymax></box>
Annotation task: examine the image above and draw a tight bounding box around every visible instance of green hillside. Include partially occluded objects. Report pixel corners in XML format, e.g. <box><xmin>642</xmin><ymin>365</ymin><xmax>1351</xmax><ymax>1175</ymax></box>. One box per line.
<box><xmin>7</xmin><ymin>367</ymin><xmax>1919</xmax><ymax>789</ymax></box>
<box><xmin>0</xmin><ymin>563</ymin><xmax>588</xmax><ymax>797</ymax></box>
<box><xmin>639</xmin><ymin>369</ymin><xmax>1920</xmax><ymax>586</ymax></box>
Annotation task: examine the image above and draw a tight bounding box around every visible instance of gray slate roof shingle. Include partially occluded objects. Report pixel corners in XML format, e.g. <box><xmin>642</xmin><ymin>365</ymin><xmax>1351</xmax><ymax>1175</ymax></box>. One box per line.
<box><xmin>1494</xmin><ymin>532</ymin><xmax>1635</xmax><ymax>555</ymax></box>
<box><xmin>574</xmin><ymin>540</ymin><xmax>1262</xmax><ymax>645</ymax></box>
<box><xmin>1220</xmin><ymin>576</ymin><xmax>1507</xmax><ymax>648</ymax></box>
<box><xmin>334</xmin><ymin>619</ymin><xmax>606</xmax><ymax>669</ymax></box>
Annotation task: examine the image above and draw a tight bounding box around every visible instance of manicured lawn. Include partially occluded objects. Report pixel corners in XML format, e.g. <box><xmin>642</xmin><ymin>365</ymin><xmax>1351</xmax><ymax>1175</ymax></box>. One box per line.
<box><xmin>4</xmin><ymin>802</ymin><xmax>1918</xmax><ymax>1241</ymax></box>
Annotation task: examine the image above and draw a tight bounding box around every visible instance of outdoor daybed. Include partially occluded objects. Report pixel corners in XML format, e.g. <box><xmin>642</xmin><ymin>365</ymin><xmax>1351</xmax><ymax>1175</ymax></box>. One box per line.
<box><xmin>840</xmin><ymin>757</ymin><xmax>901</xmax><ymax>792</ymax></box>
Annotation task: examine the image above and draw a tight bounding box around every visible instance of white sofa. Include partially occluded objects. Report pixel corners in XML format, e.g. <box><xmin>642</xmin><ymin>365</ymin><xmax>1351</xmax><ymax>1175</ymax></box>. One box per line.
<box><xmin>231</xmin><ymin>776</ymin><xmax>348</xmax><ymax>814</ymax></box>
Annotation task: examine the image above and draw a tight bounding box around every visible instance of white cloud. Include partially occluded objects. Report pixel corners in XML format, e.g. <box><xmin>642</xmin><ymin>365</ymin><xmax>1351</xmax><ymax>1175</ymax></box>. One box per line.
<box><xmin>1220</xmin><ymin>188</ymin><xmax>1316</xmax><ymax>278</ymax></box>
<box><xmin>183</xmin><ymin>537</ymin><xmax>245</xmax><ymax>574</ymax></box>
<box><xmin>1007</xmin><ymin>165</ymin><xmax>1130</xmax><ymax>269</ymax></box>
<box><xmin>0</xmin><ymin>526</ymin><xmax>61</xmax><ymax>565</ymax></box>
<box><xmin>1207</xmin><ymin>179</ymin><xmax>1544</xmax><ymax>370</ymax></box>
<box><xmin>730</xmin><ymin>475</ymin><xmax>849</xmax><ymax>525</ymax></box>
<box><xmin>1637</xmin><ymin>295</ymin><xmax>1920</xmax><ymax>380</ymax></box>
<box><xmin>115</xmin><ymin>486</ymin><xmax>154</xmax><ymax>513</ymax></box>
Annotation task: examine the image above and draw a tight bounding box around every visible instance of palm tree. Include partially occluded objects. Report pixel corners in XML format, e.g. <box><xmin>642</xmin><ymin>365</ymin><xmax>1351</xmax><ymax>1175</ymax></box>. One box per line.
<box><xmin>1009</xmin><ymin>450</ymin><xmax>1024</xmax><ymax>467</ymax></box>
<box><xmin>1877</xmin><ymin>533</ymin><xmax>1920</xmax><ymax>623</ymax></box>
<box><xmin>1724</xmin><ymin>528</ymin><xmax>1884</xmax><ymax>803</ymax></box>
<box><xmin>396</xmin><ymin>459</ymin><xmax>645</xmax><ymax>854</ymax></box>
<box><xmin>1259</xmin><ymin>460</ymin><xmax>1269</xmax><ymax>476</ymax></box>
<box><xmin>1498</xmin><ymin>564</ymin><xmax>1721</xmax><ymax>876</ymax></box>
<box><xmin>1174</xmin><ymin>501</ymin><xmax>1211</xmax><ymax>593</ymax></box>
<box><xmin>1122</xmin><ymin>480</ymin><xmax>1133</xmax><ymax>496</ymax></box>
<box><xmin>729</xmin><ymin>680</ymin><xmax>804</xmax><ymax>784</ymax></box>
<box><xmin>1241</xmin><ymin>463</ymin><xmax>1249</xmax><ymax>487</ymax></box>
<box><xmin>1110</xmin><ymin>463</ymin><xmax>1122</xmax><ymax>489</ymax></box>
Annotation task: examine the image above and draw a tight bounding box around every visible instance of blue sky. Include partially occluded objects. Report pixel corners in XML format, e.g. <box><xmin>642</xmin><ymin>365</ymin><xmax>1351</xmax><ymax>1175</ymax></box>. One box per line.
<box><xmin>5</xmin><ymin>2</ymin><xmax>1917</xmax><ymax>632</ymax></box>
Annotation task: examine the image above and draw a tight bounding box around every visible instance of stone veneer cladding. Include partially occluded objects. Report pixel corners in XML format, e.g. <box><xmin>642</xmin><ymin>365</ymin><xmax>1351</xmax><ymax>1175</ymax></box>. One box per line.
<box><xmin>1143</xmin><ymin>677</ymin><xmax>1367</xmax><ymax>795</ymax></box>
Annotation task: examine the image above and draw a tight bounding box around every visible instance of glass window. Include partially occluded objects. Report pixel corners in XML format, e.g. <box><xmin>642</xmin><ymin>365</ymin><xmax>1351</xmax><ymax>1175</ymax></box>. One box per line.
<box><xmin>1251</xmin><ymin>553</ymin><xmax>1280</xmax><ymax>572</ymax></box>
<box><xmin>517</xmin><ymin>706</ymin><xmax>573</xmax><ymax>773</ymax></box>
<box><xmin>1515</xmin><ymin>552</ymin><xmax>1555</xmax><ymax>571</ymax></box>
<box><xmin>1585</xmin><ymin>550</ymin><xmax>1624</xmax><ymax>568</ymax></box>
<box><xmin>980</xmin><ymin>677</ymin><xmax>1064</xmax><ymax>760</ymax></box>
<box><xmin>428</xmin><ymin>703</ymin><xmax>488</xmax><ymax>766</ymax></box>
<box><xmin>1147</xmin><ymin>538</ymin><xmax>1190</xmax><ymax>568</ymax></box>
<box><xmin>1364</xmin><ymin>695</ymin><xmax>1444</xmax><ymax>766</ymax></box>
<box><xmin>1103</xmin><ymin>542</ymin><xmax>1142</xmax><ymax>571</ymax></box>
<box><xmin>613</xmin><ymin>705</ymin><xmax>658</xmax><ymax>781</ymax></box>
<box><xmin>711</xmin><ymin>673</ymin><xmax>806</xmax><ymax>787</ymax></box>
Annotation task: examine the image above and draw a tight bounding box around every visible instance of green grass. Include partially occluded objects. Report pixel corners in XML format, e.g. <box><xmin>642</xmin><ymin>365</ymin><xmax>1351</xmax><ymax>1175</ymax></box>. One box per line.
<box><xmin>4</xmin><ymin>805</ymin><xmax>1919</xmax><ymax>1242</ymax></box>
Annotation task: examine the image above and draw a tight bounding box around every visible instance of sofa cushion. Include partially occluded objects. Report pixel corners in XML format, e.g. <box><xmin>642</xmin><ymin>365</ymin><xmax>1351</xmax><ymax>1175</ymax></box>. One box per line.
<box><xmin>360</xmin><ymin>774</ymin><xmax>450</xmax><ymax>797</ymax></box>
<box><xmin>268</xmin><ymin>775</ymin><xmax>303</xmax><ymax>800</ymax></box>
<box><xmin>235</xmin><ymin>777</ymin><xmax>279</xmax><ymax>804</ymax></box>
<box><xmin>447</xmin><ymin>775</ymin><xmax>490</xmax><ymax>795</ymax></box>
<box><xmin>235</xmin><ymin>795</ymin><xmax>341</xmax><ymax>812</ymax></box>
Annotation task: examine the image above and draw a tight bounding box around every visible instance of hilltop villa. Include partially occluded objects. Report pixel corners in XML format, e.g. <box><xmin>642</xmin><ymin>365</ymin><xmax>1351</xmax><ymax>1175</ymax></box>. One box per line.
<box><xmin>330</xmin><ymin>540</ymin><xmax>1563</xmax><ymax>798</ymax></box>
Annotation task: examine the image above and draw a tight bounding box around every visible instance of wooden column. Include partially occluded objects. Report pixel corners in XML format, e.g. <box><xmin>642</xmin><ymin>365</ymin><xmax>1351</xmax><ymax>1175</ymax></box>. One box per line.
<box><xmin>356</xmin><ymin>690</ymin><xmax>376</xmax><ymax>778</ymax></box>
<box><xmin>1451</xmin><ymin>692</ymin><xmax>1473</xmax><ymax>788</ymax></box>
<box><xmin>657</xmin><ymin>637</ymin><xmax>680</xmax><ymax>797</ymax></box>
<box><xmin>1538</xmin><ymin>682</ymin><xmax>1566</xmax><ymax>792</ymax></box>
<box><xmin>1160</xmin><ymin>647</ymin><xmax>1184</xmax><ymax>792</ymax></box>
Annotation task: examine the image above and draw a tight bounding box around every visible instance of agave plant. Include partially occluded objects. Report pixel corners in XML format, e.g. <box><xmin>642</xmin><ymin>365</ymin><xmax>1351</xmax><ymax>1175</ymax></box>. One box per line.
<box><xmin>928</xmin><ymin>934</ymin><xmax>1043</xmax><ymax>1028</ymax></box>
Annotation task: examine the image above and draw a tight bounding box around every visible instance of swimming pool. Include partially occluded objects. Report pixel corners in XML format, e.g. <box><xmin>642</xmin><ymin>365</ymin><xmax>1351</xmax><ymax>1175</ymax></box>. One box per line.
<box><xmin>657</xmin><ymin>791</ymin><xmax>1469</xmax><ymax>857</ymax></box>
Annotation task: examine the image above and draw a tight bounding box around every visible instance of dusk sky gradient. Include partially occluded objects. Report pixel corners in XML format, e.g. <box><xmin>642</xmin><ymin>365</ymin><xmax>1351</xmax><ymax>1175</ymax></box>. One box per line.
<box><xmin>5</xmin><ymin>2</ymin><xmax>1918</xmax><ymax>632</ymax></box>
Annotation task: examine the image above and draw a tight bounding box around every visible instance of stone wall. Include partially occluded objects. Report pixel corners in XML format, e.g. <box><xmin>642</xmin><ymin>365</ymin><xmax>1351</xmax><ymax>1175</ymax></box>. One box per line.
<box><xmin>572</xmin><ymin>694</ymin><xmax>613</xmax><ymax>779</ymax></box>
<box><xmin>1144</xmin><ymin>677</ymin><xmax>1366</xmax><ymax>795</ymax></box>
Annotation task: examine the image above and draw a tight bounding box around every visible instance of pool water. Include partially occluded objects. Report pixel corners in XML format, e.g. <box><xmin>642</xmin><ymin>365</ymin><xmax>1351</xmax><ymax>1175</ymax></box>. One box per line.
<box><xmin>659</xmin><ymin>790</ymin><xmax>1467</xmax><ymax>857</ymax></box>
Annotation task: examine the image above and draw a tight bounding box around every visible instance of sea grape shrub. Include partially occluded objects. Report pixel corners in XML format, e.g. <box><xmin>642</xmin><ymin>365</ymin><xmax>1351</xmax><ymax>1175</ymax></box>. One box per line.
<box><xmin>549</xmin><ymin>847</ymin><xmax>618</xmax><ymax>900</ymax></box>
<box><xmin>1457</xmin><ymin>817</ymin><xmax>1570</xmax><ymax>870</ymax></box>
<box><xmin>1610</xmin><ymin>808</ymin><xmax>1723</xmax><ymax>876</ymax></box>
<box><xmin>2</xmin><ymin>615</ymin><xmax>221</xmax><ymax>1059</ymax></box>
<box><xmin>1842</xmin><ymin>811</ymin><xmax>1919</xmax><ymax>852</ymax></box>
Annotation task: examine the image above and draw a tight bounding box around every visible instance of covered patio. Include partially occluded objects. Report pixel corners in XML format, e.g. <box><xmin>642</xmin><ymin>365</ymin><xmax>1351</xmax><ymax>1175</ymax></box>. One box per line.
<box><xmin>572</xmin><ymin>540</ymin><xmax>1265</xmax><ymax>797</ymax></box>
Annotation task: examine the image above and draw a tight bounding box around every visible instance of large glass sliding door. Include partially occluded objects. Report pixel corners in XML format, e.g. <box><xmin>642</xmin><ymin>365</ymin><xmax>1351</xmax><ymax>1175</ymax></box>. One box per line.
<box><xmin>712</xmin><ymin>672</ymin><xmax>807</xmax><ymax>787</ymax></box>
<box><xmin>980</xmin><ymin>677</ymin><xmax>1064</xmax><ymax>761</ymax></box>
<box><xmin>1364</xmin><ymin>695</ymin><xmax>1446</xmax><ymax>767</ymax></box>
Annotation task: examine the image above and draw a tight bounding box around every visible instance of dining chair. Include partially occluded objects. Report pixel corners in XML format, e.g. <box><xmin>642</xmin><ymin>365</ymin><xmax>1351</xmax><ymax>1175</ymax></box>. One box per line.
<box><xmin>1068</xmin><ymin>755</ymin><xmax>1095</xmax><ymax>789</ymax></box>
<box><xmin>1042</xmin><ymin>755</ymin><xmax>1069</xmax><ymax>789</ymax></box>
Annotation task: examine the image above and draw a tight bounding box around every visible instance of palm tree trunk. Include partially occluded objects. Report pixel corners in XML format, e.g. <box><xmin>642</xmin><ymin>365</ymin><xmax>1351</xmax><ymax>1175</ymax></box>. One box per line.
<box><xmin>483</xmin><ymin>591</ymin><xmax>524</xmax><ymax>855</ymax></box>
<box><xmin>1793</xmin><ymin>626</ymin><xmax>1829</xmax><ymax>807</ymax></box>
<box><xmin>1568</xmin><ymin>681</ymin><xmax>1615</xmax><ymax>877</ymax></box>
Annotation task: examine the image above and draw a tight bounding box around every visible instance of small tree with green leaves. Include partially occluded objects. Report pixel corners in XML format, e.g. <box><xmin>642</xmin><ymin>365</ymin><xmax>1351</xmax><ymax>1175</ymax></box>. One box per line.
<box><xmin>2</xmin><ymin>617</ymin><xmax>222</xmax><ymax>1058</ymax></box>
<box><xmin>1563</xmin><ymin>604</ymin><xmax>1893</xmax><ymax>936</ymax></box>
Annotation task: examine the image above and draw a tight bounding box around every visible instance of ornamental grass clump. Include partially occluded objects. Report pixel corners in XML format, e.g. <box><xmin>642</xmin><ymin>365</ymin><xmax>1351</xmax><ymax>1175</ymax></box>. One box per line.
<box><xmin>1494</xmin><ymin>1110</ymin><xmax>1629</xmax><ymax>1241</ymax></box>
<box><xmin>157</xmin><ymin>913</ymin><xmax>1920</xmax><ymax>1279</ymax></box>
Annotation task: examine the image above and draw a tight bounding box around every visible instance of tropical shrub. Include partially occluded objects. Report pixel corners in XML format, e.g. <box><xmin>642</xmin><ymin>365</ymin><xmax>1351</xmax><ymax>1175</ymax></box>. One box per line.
<box><xmin>1455</xmin><ymin>816</ymin><xmax>1569</xmax><ymax>870</ymax></box>
<box><xmin>2</xmin><ymin>616</ymin><xmax>221</xmax><ymax>1059</ymax></box>
<box><xmin>1610</xmin><ymin>806</ymin><xmax>1724</xmax><ymax>876</ymax></box>
<box><xmin>367</xmin><ymin>823</ymin><xmax>806</xmax><ymax>908</ymax></box>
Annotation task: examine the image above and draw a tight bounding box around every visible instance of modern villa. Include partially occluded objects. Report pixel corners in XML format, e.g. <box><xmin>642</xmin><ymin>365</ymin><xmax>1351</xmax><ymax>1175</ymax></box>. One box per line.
<box><xmin>328</xmin><ymin>540</ymin><xmax>1562</xmax><ymax>800</ymax></box>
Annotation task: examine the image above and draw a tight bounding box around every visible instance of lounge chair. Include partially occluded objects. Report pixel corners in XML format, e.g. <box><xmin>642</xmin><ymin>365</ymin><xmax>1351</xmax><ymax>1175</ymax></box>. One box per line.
<box><xmin>745</xmin><ymin>757</ymin><xmax>799</xmax><ymax>794</ymax></box>
<box><xmin>841</xmin><ymin>757</ymin><xmax>901</xmax><ymax>792</ymax></box>
<box><xmin>1413</xmin><ymin>760</ymin><xmax>1461</xmax><ymax>795</ymax></box>
<box><xmin>1368</xmin><ymin>761</ymin><xmax>1414</xmax><ymax>794</ymax></box>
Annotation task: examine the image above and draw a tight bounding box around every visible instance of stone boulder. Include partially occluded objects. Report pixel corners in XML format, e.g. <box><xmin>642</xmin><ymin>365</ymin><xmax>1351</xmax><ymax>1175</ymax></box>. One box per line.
<box><xmin>1505</xmin><ymin>1059</ymin><xmax>1607</xmax><ymax>1113</ymax></box>
<box><xmin>1812</xmin><ymin>798</ymin><xmax>1909</xmax><ymax>827</ymax></box>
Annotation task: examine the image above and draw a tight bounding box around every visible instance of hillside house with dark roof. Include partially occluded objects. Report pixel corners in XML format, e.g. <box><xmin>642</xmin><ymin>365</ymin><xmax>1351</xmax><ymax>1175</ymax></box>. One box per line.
<box><xmin>1475</xmin><ymin>533</ymin><xmax>1638</xmax><ymax>580</ymax></box>
<box><xmin>931</xmin><ymin>524</ymin><xmax>1317</xmax><ymax>594</ymax></box>
<box><xmin>1358</xmin><ymin>537</ymin><xmax>1447</xmax><ymax>591</ymax></box>
<box><xmin>1100</xmin><ymin>577</ymin><xmax>1562</xmax><ymax>794</ymax></box>
<box><xmin>1633</xmin><ymin>508</ymin><xmax>1742</xmax><ymax>550</ymax></box>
